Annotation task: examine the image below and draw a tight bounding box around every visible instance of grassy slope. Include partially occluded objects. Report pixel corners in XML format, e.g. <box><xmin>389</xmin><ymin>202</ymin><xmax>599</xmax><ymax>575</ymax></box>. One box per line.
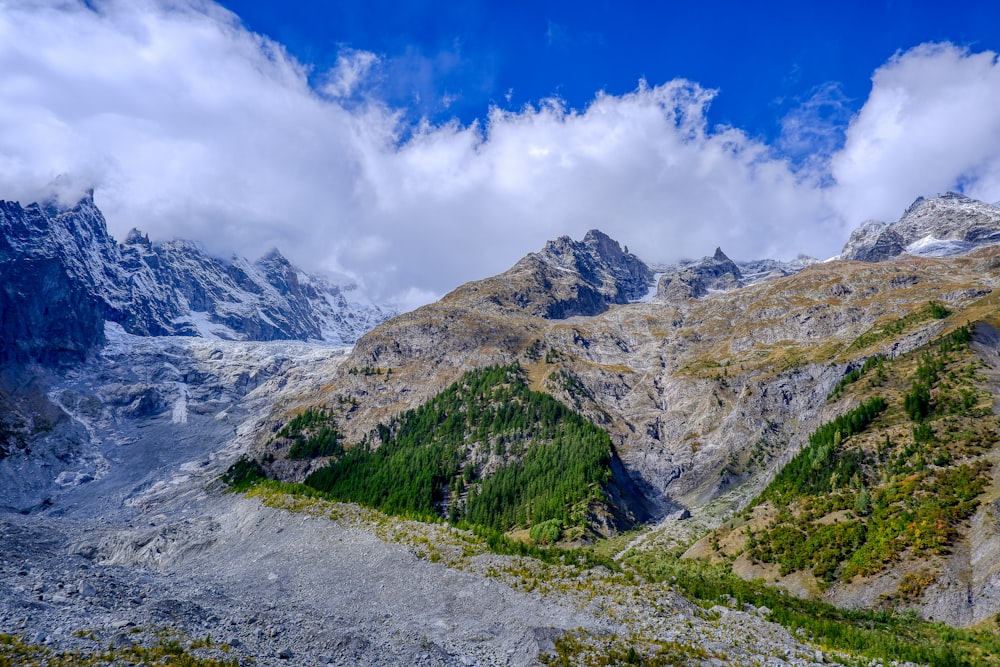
<box><xmin>692</xmin><ymin>320</ymin><xmax>1000</xmax><ymax>611</ymax></box>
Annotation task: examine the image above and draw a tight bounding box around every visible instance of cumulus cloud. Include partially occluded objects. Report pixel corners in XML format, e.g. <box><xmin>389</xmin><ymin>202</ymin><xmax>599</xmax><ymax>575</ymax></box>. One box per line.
<box><xmin>831</xmin><ymin>43</ymin><xmax>1000</xmax><ymax>223</ymax></box>
<box><xmin>1</xmin><ymin>2</ymin><xmax>998</xmax><ymax>308</ymax></box>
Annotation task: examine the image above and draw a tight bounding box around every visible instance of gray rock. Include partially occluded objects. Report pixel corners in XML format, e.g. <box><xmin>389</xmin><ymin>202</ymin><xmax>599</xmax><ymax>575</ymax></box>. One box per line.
<box><xmin>657</xmin><ymin>247</ymin><xmax>744</xmax><ymax>301</ymax></box>
<box><xmin>0</xmin><ymin>193</ymin><xmax>394</xmax><ymax>369</ymax></box>
<box><xmin>841</xmin><ymin>192</ymin><xmax>1000</xmax><ymax>262</ymax></box>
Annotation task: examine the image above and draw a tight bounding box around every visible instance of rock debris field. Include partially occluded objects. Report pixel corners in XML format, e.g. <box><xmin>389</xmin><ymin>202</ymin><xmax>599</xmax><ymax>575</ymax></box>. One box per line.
<box><xmin>0</xmin><ymin>333</ymin><xmax>864</xmax><ymax>665</ymax></box>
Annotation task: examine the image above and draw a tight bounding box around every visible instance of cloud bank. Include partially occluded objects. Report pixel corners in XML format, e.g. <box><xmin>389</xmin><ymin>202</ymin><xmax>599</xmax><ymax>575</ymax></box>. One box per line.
<box><xmin>1</xmin><ymin>2</ymin><xmax>999</xmax><ymax>308</ymax></box>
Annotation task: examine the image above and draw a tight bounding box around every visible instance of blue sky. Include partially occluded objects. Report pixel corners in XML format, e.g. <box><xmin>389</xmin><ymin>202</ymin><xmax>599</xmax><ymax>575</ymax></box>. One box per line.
<box><xmin>220</xmin><ymin>0</ymin><xmax>996</xmax><ymax>150</ymax></box>
<box><xmin>2</xmin><ymin>1</ymin><xmax>1000</xmax><ymax>307</ymax></box>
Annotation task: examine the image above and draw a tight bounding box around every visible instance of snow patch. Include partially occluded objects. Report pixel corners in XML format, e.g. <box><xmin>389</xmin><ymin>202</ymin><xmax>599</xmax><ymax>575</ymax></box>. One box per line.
<box><xmin>172</xmin><ymin>382</ymin><xmax>188</xmax><ymax>425</ymax></box>
<box><xmin>905</xmin><ymin>235</ymin><xmax>977</xmax><ymax>257</ymax></box>
<box><xmin>179</xmin><ymin>311</ymin><xmax>241</xmax><ymax>340</ymax></box>
<box><xmin>632</xmin><ymin>273</ymin><xmax>665</xmax><ymax>303</ymax></box>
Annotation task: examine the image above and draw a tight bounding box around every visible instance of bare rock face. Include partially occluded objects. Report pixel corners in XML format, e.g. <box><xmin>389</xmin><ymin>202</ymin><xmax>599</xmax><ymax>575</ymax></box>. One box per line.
<box><xmin>446</xmin><ymin>229</ymin><xmax>653</xmax><ymax>320</ymax></box>
<box><xmin>0</xmin><ymin>197</ymin><xmax>108</xmax><ymax>365</ymax></box>
<box><xmin>0</xmin><ymin>194</ymin><xmax>394</xmax><ymax>366</ymax></box>
<box><xmin>840</xmin><ymin>220</ymin><xmax>906</xmax><ymax>262</ymax></box>
<box><xmin>657</xmin><ymin>247</ymin><xmax>743</xmax><ymax>301</ymax></box>
<box><xmin>841</xmin><ymin>192</ymin><xmax>1000</xmax><ymax>261</ymax></box>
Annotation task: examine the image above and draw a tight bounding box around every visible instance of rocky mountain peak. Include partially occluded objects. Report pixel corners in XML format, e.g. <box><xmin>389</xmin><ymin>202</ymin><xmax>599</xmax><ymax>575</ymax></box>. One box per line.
<box><xmin>0</xmin><ymin>195</ymin><xmax>395</xmax><ymax>365</ymax></box>
<box><xmin>123</xmin><ymin>228</ymin><xmax>151</xmax><ymax>247</ymax></box>
<box><xmin>515</xmin><ymin>228</ymin><xmax>654</xmax><ymax>316</ymax></box>
<box><xmin>842</xmin><ymin>192</ymin><xmax>1000</xmax><ymax>261</ymax></box>
<box><xmin>656</xmin><ymin>246</ymin><xmax>743</xmax><ymax>301</ymax></box>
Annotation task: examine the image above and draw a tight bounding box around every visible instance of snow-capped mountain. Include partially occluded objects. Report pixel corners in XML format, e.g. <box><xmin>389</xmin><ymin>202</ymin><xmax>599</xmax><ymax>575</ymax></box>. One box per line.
<box><xmin>841</xmin><ymin>192</ymin><xmax>1000</xmax><ymax>261</ymax></box>
<box><xmin>0</xmin><ymin>193</ymin><xmax>393</xmax><ymax>365</ymax></box>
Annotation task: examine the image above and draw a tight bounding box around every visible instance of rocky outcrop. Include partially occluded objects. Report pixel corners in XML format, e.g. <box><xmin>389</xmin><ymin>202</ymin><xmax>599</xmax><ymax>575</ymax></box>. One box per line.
<box><xmin>0</xmin><ymin>198</ymin><xmax>109</xmax><ymax>365</ymax></box>
<box><xmin>840</xmin><ymin>220</ymin><xmax>906</xmax><ymax>262</ymax></box>
<box><xmin>656</xmin><ymin>247</ymin><xmax>743</xmax><ymax>301</ymax></box>
<box><xmin>841</xmin><ymin>192</ymin><xmax>1000</xmax><ymax>261</ymax></box>
<box><xmin>447</xmin><ymin>229</ymin><xmax>654</xmax><ymax>319</ymax></box>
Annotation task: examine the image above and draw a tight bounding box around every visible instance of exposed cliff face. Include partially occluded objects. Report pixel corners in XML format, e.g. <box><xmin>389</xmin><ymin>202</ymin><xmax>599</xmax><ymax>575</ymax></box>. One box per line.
<box><xmin>657</xmin><ymin>247</ymin><xmax>744</xmax><ymax>301</ymax></box>
<box><xmin>840</xmin><ymin>220</ymin><xmax>906</xmax><ymax>263</ymax></box>
<box><xmin>0</xmin><ymin>198</ymin><xmax>108</xmax><ymax>365</ymax></box>
<box><xmin>0</xmin><ymin>194</ymin><xmax>394</xmax><ymax>367</ymax></box>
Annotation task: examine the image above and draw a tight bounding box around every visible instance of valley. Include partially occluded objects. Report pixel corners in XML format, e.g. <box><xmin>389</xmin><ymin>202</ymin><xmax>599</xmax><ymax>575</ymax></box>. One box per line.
<box><xmin>5</xmin><ymin>193</ymin><xmax>1000</xmax><ymax>664</ymax></box>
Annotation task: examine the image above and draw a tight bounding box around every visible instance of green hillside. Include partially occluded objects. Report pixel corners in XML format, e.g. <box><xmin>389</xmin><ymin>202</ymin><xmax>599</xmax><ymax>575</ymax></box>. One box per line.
<box><xmin>300</xmin><ymin>363</ymin><xmax>614</xmax><ymax>534</ymax></box>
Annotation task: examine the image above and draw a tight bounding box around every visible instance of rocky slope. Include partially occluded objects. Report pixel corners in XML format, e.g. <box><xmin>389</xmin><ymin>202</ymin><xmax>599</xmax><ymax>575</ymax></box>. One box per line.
<box><xmin>0</xmin><ymin>194</ymin><xmax>392</xmax><ymax>366</ymax></box>
<box><xmin>255</xmin><ymin>194</ymin><xmax>1000</xmax><ymax>626</ymax></box>
<box><xmin>657</xmin><ymin>247</ymin><xmax>744</xmax><ymax>301</ymax></box>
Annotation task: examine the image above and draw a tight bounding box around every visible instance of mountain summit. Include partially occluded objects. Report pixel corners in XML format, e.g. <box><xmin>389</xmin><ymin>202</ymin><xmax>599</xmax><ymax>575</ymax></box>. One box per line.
<box><xmin>841</xmin><ymin>192</ymin><xmax>1000</xmax><ymax>261</ymax></box>
<box><xmin>0</xmin><ymin>194</ymin><xmax>393</xmax><ymax>365</ymax></box>
<box><xmin>430</xmin><ymin>228</ymin><xmax>654</xmax><ymax>320</ymax></box>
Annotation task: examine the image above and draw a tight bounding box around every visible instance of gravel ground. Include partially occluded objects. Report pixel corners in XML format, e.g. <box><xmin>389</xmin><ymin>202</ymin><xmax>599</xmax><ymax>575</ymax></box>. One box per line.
<box><xmin>0</xmin><ymin>332</ymin><xmax>859</xmax><ymax>665</ymax></box>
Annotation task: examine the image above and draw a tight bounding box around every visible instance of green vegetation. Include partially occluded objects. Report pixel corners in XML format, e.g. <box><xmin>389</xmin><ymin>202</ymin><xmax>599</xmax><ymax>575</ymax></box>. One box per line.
<box><xmin>828</xmin><ymin>354</ymin><xmax>886</xmax><ymax>401</ymax></box>
<box><xmin>221</xmin><ymin>455</ymin><xmax>265</xmax><ymax>490</ymax></box>
<box><xmin>847</xmin><ymin>300</ymin><xmax>952</xmax><ymax>352</ymax></box>
<box><xmin>540</xmin><ymin>630</ymin><xmax>709</xmax><ymax>666</ymax></box>
<box><xmin>627</xmin><ymin>552</ymin><xmax>1000</xmax><ymax>667</ymax></box>
<box><xmin>347</xmin><ymin>366</ymin><xmax>391</xmax><ymax>376</ymax></box>
<box><xmin>529</xmin><ymin>518</ymin><xmax>562</xmax><ymax>545</ymax></box>
<box><xmin>304</xmin><ymin>364</ymin><xmax>614</xmax><ymax>533</ymax></box>
<box><xmin>761</xmin><ymin>396</ymin><xmax>887</xmax><ymax>506</ymax></box>
<box><xmin>746</xmin><ymin>323</ymin><xmax>994</xmax><ymax>585</ymax></box>
<box><xmin>525</xmin><ymin>338</ymin><xmax>544</xmax><ymax>361</ymax></box>
<box><xmin>276</xmin><ymin>407</ymin><xmax>343</xmax><ymax>459</ymax></box>
<box><xmin>0</xmin><ymin>629</ymin><xmax>238</xmax><ymax>667</ymax></box>
<box><xmin>552</xmin><ymin>369</ymin><xmax>593</xmax><ymax>408</ymax></box>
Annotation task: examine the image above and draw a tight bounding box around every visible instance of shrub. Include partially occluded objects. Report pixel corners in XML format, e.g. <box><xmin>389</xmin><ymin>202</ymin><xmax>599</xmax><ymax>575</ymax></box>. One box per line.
<box><xmin>529</xmin><ymin>519</ymin><xmax>562</xmax><ymax>545</ymax></box>
<box><xmin>221</xmin><ymin>456</ymin><xmax>264</xmax><ymax>489</ymax></box>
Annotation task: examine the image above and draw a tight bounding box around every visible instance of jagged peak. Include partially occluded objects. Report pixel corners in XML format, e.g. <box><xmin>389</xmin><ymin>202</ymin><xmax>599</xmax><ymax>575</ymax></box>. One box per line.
<box><xmin>583</xmin><ymin>229</ymin><xmax>613</xmax><ymax>245</ymax></box>
<box><xmin>123</xmin><ymin>228</ymin><xmax>151</xmax><ymax>247</ymax></box>
<box><xmin>939</xmin><ymin>191</ymin><xmax>973</xmax><ymax>201</ymax></box>
<box><xmin>902</xmin><ymin>196</ymin><xmax>927</xmax><ymax>218</ymax></box>
<box><xmin>901</xmin><ymin>191</ymin><xmax>986</xmax><ymax>219</ymax></box>
<box><xmin>39</xmin><ymin>188</ymin><xmax>97</xmax><ymax>217</ymax></box>
<box><xmin>258</xmin><ymin>247</ymin><xmax>288</xmax><ymax>262</ymax></box>
<box><xmin>712</xmin><ymin>247</ymin><xmax>731</xmax><ymax>263</ymax></box>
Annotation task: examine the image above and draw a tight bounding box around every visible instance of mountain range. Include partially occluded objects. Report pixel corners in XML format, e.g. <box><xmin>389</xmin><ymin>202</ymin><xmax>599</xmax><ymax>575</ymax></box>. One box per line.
<box><xmin>0</xmin><ymin>192</ymin><xmax>393</xmax><ymax>366</ymax></box>
<box><xmin>4</xmin><ymin>190</ymin><xmax>1000</xmax><ymax>664</ymax></box>
<box><xmin>249</xmin><ymin>191</ymin><xmax>1000</xmax><ymax>624</ymax></box>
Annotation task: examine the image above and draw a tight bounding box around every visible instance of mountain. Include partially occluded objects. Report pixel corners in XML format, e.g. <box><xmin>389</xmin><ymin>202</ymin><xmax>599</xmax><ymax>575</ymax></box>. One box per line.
<box><xmin>653</xmin><ymin>249</ymin><xmax>820</xmax><ymax>302</ymax></box>
<box><xmin>656</xmin><ymin>247</ymin><xmax>744</xmax><ymax>300</ymax></box>
<box><xmin>248</xmin><ymin>193</ymin><xmax>1000</xmax><ymax>627</ymax></box>
<box><xmin>0</xmin><ymin>193</ymin><xmax>393</xmax><ymax>365</ymax></box>
<box><xmin>841</xmin><ymin>192</ymin><xmax>1000</xmax><ymax>261</ymax></box>
<box><xmin>6</xmin><ymin>189</ymin><xmax>1000</xmax><ymax>664</ymax></box>
<box><xmin>441</xmin><ymin>228</ymin><xmax>653</xmax><ymax>319</ymax></box>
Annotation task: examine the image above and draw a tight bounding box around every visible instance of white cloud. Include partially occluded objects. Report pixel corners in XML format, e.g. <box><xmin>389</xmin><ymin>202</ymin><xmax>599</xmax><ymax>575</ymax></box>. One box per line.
<box><xmin>2</xmin><ymin>3</ymin><xmax>999</xmax><ymax>308</ymax></box>
<box><xmin>831</xmin><ymin>43</ymin><xmax>1000</xmax><ymax>223</ymax></box>
<box><xmin>322</xmin><ymin>48</ymin><xmax>380</xmax><ymax>99</ymax></box>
